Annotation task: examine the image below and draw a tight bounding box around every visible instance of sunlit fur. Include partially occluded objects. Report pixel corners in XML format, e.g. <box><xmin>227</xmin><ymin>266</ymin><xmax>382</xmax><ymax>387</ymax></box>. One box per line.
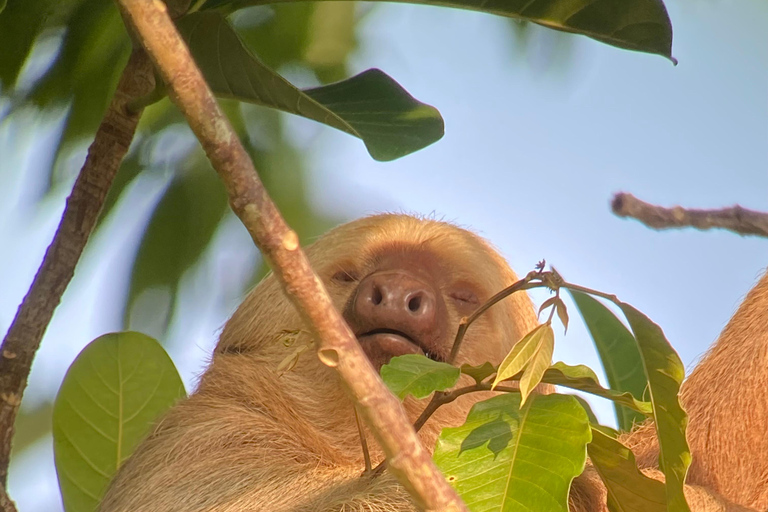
<box><xmin>100</xmin><ymin>215</ymin><xmax>766</xmax><ymax>512</ymax></box>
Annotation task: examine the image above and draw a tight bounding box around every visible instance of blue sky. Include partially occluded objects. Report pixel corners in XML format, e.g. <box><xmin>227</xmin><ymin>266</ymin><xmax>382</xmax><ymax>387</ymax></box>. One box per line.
<box><xmin>1</xmin><ymin>1</ymin><xmax>767</xmax><ymax>510</ymax></box>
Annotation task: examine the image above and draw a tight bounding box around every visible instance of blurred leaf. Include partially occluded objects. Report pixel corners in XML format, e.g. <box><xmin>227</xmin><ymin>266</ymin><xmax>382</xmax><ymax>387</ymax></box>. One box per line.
<box><xmin>542</xmin><ymin>362</ymin><xmax>652</xmax><ymax>415</ymax></box>
<box><xmin>26</xmin><ymin>0</ymin><xmax>131</xmax><ymax>189</ymax></box>
<box><xmin>588</xmin><ymin>428</ymin><xmax>667</xmax><ymax>512</ymax></box>
<box><xmin>0</xmin><ymin>0</ymin><xmax>59</xmax><ymax>86</ymax></box>
<box><xmin>433</xmin><ymin>393</ymin><xmax>591</xmax><ymax>512</ymax></box>
<box><xmin>53</xmin><ymin>332</ymin><xmax>185</xmax><ymax>512</ymax></box>
<box><xmin>519</xmin><ymin>323</ymin><xmax>554</xmax><ymax>404</ymax></box>
<box><xmin>569</xmin><ymin>290</ymin><xmax>647</xmax><ymax>430</ymax></box>
<box><xmin>304</xmin><ymin>2</ymin><xmax>357</xmax><ymax>82</ymax></box>
<box><xmin>459</xmin><ymin>361</ymin><xmax>496</xmax><ymax>384</ymax></box>
<box><xmin>618</xmin><ymin>303</ymin><xmax>690</xmax><ymax>512</ymax></box>
<box><xmin>492</xmin><ymin>323</ymin><xmax>546</xmax><ymax>387</ymax></box>
<box><xmin>177</xmin><ymin>11</ymin><xmax>444</xmax><ymax>161</ymax></box>
<box><xmin>200</xmin><ymin>0</ymin><xmax>674</xmax><ymax>61</ymax></box>
<box><xmin>126</xmin><ymin>164</ymin><xmax>229</xmax><ymax>332</ymax></box>
<box><xmin>380</xmin><ymin>354</ymin><xmax>461</xmax><ymax>399</ymax></box>
<box><xmin>11</xmin><ymin>401</ymin><xmax>54</xmax><ymax>457</ymax></box>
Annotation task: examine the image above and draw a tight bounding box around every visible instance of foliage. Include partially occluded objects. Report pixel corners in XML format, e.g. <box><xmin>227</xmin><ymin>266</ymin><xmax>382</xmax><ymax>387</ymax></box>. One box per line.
<box><xmin>379</xmin><ymin>276</ymin><xmax>690</xmax><ymax>512</ymax></box>
<box><xmin>53</xmin><ymin>332</ymin><xmax>186</xmax><ymax>512</ymax></box>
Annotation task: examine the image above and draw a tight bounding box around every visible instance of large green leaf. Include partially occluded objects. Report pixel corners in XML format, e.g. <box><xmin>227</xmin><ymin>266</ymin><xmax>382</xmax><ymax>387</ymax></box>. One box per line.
<box><xmin>176</xmin><ymin>11</ymin><xmax>444</xmax><ymax>161</ymax></box>
<box><xmin>199</xmin><ymin>0</ymin><xmax>674</xmax><ymax>62</ymax></box>
<box><xmin>433</xmin><ymin>393</ymin><xmax>591</xmax><ymax>512</ymax></box>
<box><xmin>53</xmin><ymin>332</ymin><xmax>185</xmax><ymax>512</ymax></box>
<box><xmin>588</xmin><ymin>428</ymin><xmax>666</xmax><ymax>512</ymax></box>
<box><xmin>569</xmin><ymin>291</ymin><xmax>647</xmax><ymax>430</ymax></box>
<box><xmin>542</xmin><ymin>362</ymin><xmax>651</xmax><ymax>415</ymax></box>
<box><xmin>618</xmin><ymin>303</ymin><xmax>690</xmax><ymax>512</ymax></box>
<box><xmin>381</xmin><ymin>354</ymin><xmax>461</xmax><ymax>399</ymax></box>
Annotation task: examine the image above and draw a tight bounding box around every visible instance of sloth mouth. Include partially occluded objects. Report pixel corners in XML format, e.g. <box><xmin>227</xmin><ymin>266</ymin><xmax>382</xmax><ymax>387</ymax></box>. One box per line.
<box><xmin>356</xmin><ymin>329</ymin><xmax>429</xmax><ymax>368</ymax></box>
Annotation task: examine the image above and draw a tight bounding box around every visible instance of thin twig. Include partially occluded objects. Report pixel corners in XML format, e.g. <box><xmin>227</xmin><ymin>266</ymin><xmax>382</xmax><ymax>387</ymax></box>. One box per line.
<box><xmin>448</xmin><ymin>274</ymin><xmax>540</xmax><ymax>363</ymax></box>
<box><xmin>115</xmin><ymin>2</ymin><xmax>467</xmax><ymax>510</ymax></box>
<box><xmin>612</xmin><ymin>192</ymin><xmax>768</xmax><ymax>238</ymax></box>
<box><xmin>0</xmin><ymin>49</ymin><xmax>155</xmax><ymax>494</ymax></box>
<box><xmin>354</xmin><ymin>407</ymin><xmax>372</xmax><ymax>474</ymax></box>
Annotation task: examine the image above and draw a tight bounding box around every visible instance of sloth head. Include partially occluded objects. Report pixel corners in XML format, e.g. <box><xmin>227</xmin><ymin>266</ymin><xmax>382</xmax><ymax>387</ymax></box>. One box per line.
<box><xmin>207</xmin><ymin>214</ymin><xmax>537</xmax><ymax>461</ymax></box>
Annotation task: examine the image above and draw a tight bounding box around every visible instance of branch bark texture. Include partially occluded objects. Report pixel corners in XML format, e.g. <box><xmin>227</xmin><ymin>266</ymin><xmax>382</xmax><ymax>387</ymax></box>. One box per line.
<box><xmin>612</xmin><ymin>193</ymin><xmax>768</xmax><ymax>238</ymax></box>
<box><xmin>0</xmin><ymin>50</ymin><xmax>155</xmax><ymax>493</ymax></box>
<box><xmin>114</xmin><ymin>2</ymin><xmax>467</xmax><ymax>511</ymax></box>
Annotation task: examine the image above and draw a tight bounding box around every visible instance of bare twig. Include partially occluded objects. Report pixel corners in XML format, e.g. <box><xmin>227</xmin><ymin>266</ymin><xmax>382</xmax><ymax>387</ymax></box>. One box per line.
<box><xmin>0</xmin><ymin>50</ymin><xmax>155</xmax><ymax>495</ymax></box>
<box><xmin>612</xmin><ymin>192</ymin><xmax>768</xmax><ymax>238</ymax></box>
<box><xmin>448</xmin><ymin>273</ymin><xmax>540</xmax><ymax>364</ymax></box>
<box><xmin>115</xmin><ymin>2</ymin><xmax>467</xmax><ymax>510</ymax></box>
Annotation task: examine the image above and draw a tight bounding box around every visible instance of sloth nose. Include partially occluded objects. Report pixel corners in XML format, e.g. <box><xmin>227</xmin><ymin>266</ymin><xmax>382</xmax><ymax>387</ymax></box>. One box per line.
<box><xmin>353</xmin><ymin>271</ymin><xmax>437</xmax><ymax>333</ymax></box>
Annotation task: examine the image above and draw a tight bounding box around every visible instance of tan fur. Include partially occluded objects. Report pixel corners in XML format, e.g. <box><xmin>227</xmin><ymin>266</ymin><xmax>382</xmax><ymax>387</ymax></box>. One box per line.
<box><xmin>620</xmin><ymin>270</ymin><xmax>768</xmax><ymax>511</ymax></box>
<box><xmin>99</xmin><ymin>215</ymin><xmax>766</xmax><ymax>512</ymax></box>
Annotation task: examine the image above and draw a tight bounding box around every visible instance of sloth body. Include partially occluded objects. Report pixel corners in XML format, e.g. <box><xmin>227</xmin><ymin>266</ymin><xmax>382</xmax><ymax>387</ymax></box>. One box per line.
<box><xmin>100</xmin><ymin>215</ymin><xmax>767</xmax><ymax>512</ymax></box>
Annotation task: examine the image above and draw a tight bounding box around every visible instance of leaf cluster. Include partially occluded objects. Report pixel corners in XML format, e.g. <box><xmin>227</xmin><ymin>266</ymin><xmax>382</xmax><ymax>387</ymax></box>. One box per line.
<box><xmin>380</xmin><ymin>273</ymin><xmax>690</xmax><ymax>512</ymax></box>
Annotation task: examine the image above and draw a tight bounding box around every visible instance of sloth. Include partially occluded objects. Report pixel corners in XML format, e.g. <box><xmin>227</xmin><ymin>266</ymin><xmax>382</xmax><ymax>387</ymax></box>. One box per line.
<box><xmin>99</xmin><ymin>214</ymin><xmax>767</xmax><ymax>512</ymax></box>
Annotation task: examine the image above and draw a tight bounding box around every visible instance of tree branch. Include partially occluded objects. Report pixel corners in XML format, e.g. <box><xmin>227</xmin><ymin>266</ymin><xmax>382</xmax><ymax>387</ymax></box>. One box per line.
<box><xmin>0</xmin><ymin>49</ymin><xmax>155</xmax><ymax>497</ymax></box>
<box><xmin>612</xmin><ymin>192</ymin><xmax>768</xmax><ymax>238</ymax></box>
<box><xmin>114</xmin><ymin>2</ymin><xmax>467</xmax><ymax>511</ymax></box>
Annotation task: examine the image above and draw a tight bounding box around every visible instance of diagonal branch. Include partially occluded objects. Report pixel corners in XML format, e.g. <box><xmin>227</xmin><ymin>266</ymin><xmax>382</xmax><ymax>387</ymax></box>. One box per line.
<box><xmin>0</xmin><ymin>49</ymin><xmax>156</xmax><ymax>497</ymax></box>
<box><xmin>612</xmin><ymin>192</ymin><xmax>768</xmax><ymax>238</ymax></box>
<box><xmin>114</xmin><ymin>1</ymin><xmax>466</xmax><ymax>511</ymax></box>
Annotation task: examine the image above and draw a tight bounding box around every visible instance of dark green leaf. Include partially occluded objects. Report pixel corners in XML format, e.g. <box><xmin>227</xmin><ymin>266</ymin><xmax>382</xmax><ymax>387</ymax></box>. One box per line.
<box><xmin>542</xmin><ymin>362</ymin><xmax>652</xmax><ymax>415</ymax></box>
<box><xmin>176</xmin><ymin>12</ymin><xmax>444</xmax><ymax>161</ymax></box>
<box><xmin>53</xmin><ymin>332</ymin><xmax>185</xmax><ymax>512</ymax></box>
<box><xmin>588</xmin><ymin>428</ymin><xmax>667</xmax><ymax>512</ymax></box>
<box><xmin>434</xmin><ymin>393</ymin><xmax>591</xmax><ymax>512</ymax></box>
<box><xmin>380</xmin><ymin>354</ymin><xmax>461</xmax><ymax>399</ymax></box>
<box><xmin>569</xmin><ymin>290</ymin><xmax>648</xmax><ymax>430</ymax></box>
<box><xmin>0</xmin><ymin>0</ymin><xmax>58</xmax><ymax>86</ymax></box>
<box><xmin>460</xmin><ymin>361</ymin><xmax>496</xmax><ymax>384</ymax></box>
<box><xmin>199</xmin><ymin>0</ymin><xmax>674</xmax><ymax>61</ymax></box>
<box><xmin>618</xmin><ymin>303</ymin><xmax>690</xmax><ymax>512</ymax></box>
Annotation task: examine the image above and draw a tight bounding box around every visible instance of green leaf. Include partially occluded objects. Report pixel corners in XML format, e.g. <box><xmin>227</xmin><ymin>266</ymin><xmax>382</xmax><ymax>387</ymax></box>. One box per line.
<box><xmin>588</xmin><ymin>428</ymin><xmax>667</xmax><ymax>512</ymax></box>
<box><xmin>199</xmin><ymin>0</ymin><xmax>674</xmax><ymax>62</ymax></box>
<box><xmin>569</xmin><ymin>395</ymin><xmax>599</xmax><ymax>424</ymax></box>
<box><xmin>492</xmin><ymin>323</ymin><xmax>546</xmax><ymax>388</ymax></box>
<box><xmin>569</xmin><ymin>290</ymin><xmax>648</xmax><ymax>430</ymax></box>
<box><xmin>542</xmin><ymin>362</ymin><xmax>652</xmax><ymax>415</ymax></box>
<box><xmin>460</xmin><ymin>361</ymin><xmax>496</xmax><ymax>384</ymax></box>
<box><xmin>434</xmin><ymin>393</ymin><xmax>591</xmax><ymax>512</ymax></box>
<box><xmin>618</xmin><ymin>303</ymin><xmax>690</xmax><ymax>512</ymax></box>
<box><xmin>380</xmin><ymin>354</ymin><xmax>461</xmax><ymax>399</ymax></box>
<box><xmin>176</xmin><ymin>12</ymin><xmax>444</xmax><ymax>161</ymax></box>
<box><xmin>519</xmin><ymin>324</ymin><xmax>555</xmax><ymax>405</ymax></box>
<box><xmin>53</xmin><ymin>332</ymin><xmax>185</xmax><ymax>512</ymax></box>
